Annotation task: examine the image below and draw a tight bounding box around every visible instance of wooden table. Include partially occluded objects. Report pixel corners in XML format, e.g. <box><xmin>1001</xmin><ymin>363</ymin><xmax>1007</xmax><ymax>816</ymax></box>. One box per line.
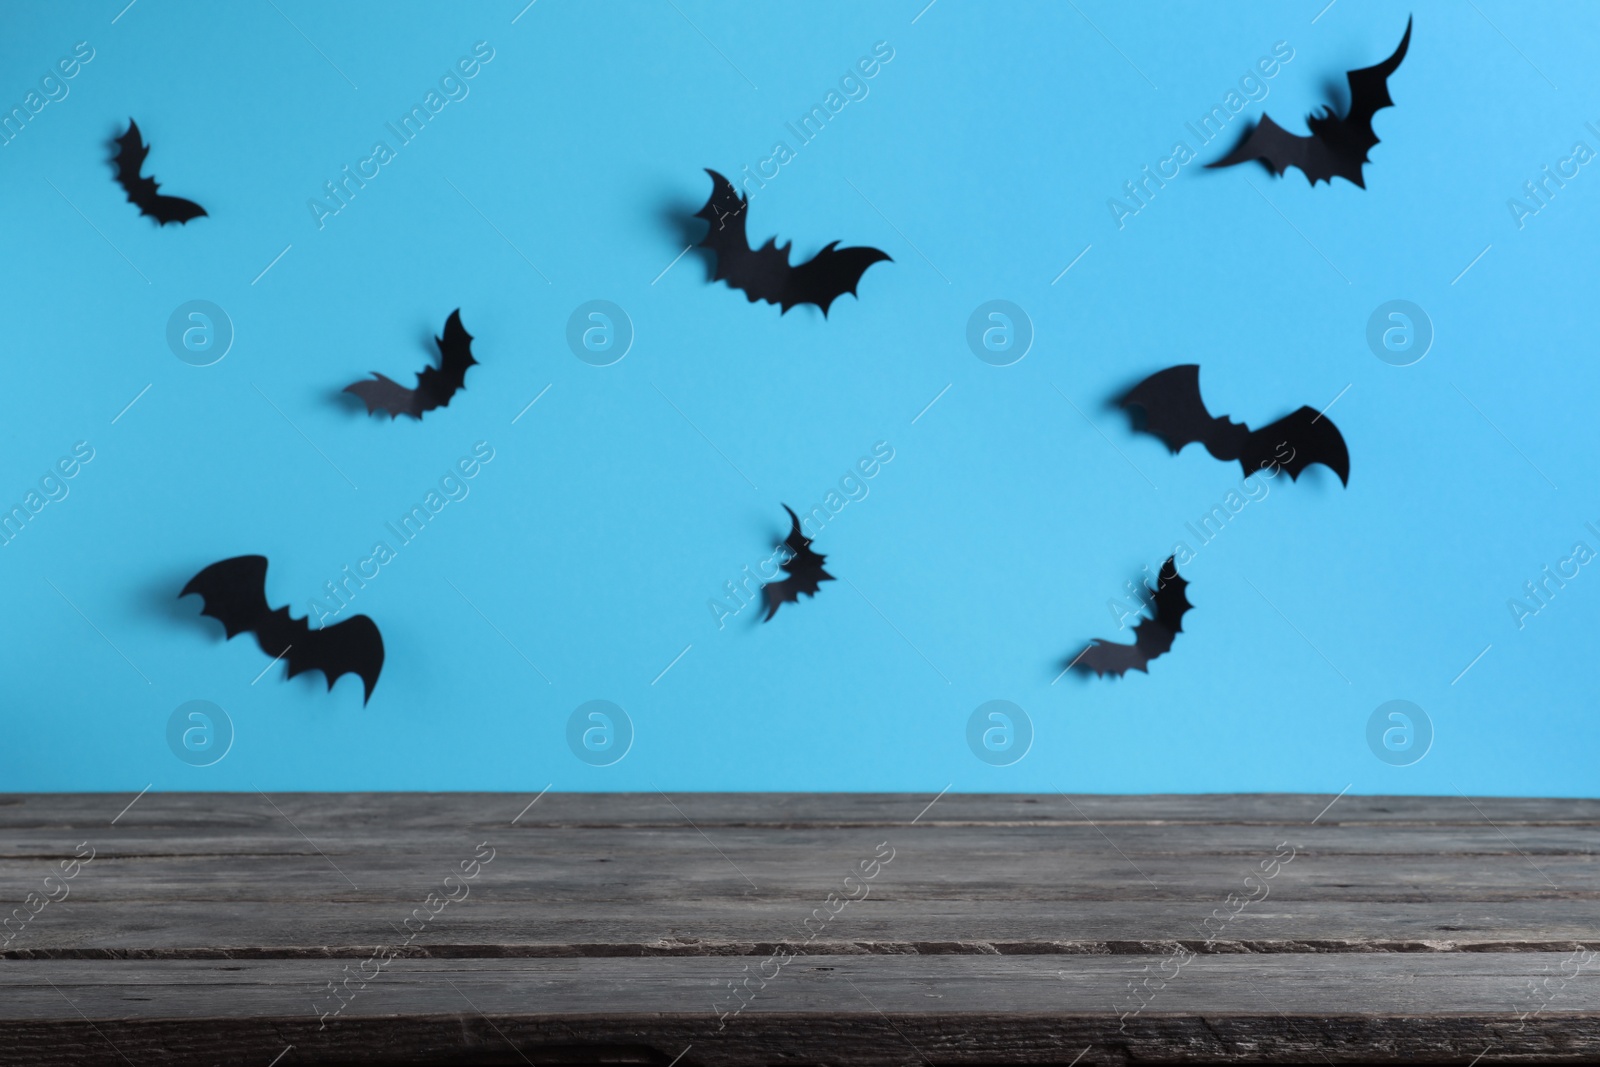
<box><xmin>0</xmin><ymin>792</ymin><xmax>1595</xmax><ymax>1065</ymax></box>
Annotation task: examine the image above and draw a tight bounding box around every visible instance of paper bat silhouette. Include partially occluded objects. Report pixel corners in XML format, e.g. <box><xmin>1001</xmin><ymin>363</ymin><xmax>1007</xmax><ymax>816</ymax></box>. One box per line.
<box><xmin>1118</xmin><ymin>365</ymin><xmax>1350</xmax><ymax>485</ymax></box>
<box><xmin>763</xmin><ymin>505</ymin><xmax>834</xmax><ymax>620</ymax></box>
<box><xmin>345</xmin><ymin>309</ymin><xmax>477</xmax><ymax>420</ymax></box>
<box><xmin>1071</xmin><ymin>556</ymin><xmax>1192</xmax><ymax>678</ymax></box>
<box><xmin>181</xmin><ymin>555</ymin><xmax>384</xmax><ymax>703</ymax></box>
<box><xmin>113</xmin><ymin>118</ymin><xmax>207</xmax><ymax>225</ymax></box>
<box><xmin>1207</xmin><ymin>16</ymin><xmax>1411</xmax><ymax>187</ymax></box>
<box><xmin>694</xmin><ymin>169</ymin><xmax>891</xmax><ymax>315</ymax></box>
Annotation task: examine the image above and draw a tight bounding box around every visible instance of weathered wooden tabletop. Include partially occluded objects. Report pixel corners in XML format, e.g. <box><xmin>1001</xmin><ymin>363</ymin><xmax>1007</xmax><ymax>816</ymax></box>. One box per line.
<box><xmin>0</xmin><ymin>791</ymin><xmax>1595</xmax><ymax>1065</ymax></box>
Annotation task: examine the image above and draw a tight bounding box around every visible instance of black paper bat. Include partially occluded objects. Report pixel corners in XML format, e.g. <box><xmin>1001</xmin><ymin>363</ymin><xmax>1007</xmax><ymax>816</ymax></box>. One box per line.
<box><xmin>1207</xmin><ymin>16</ymin><xmax>1411</xmax><ymax>187</ymax></box>
<box><xmin>345</xmin><ymin>309</ymin><xmax>477</xmax><ymax>420</ymax></box>
<box><xmin>181</xmin><ymin>555</ymin><xmax>384</xmax><ymax>703</ymax></box>
<box><xmin>763</xmin><ymin>505</ymin><xmax>834</xmax><ymax>620</ymax></box>
<box><xmin>1118</xmin><ymin>365</ymin><xmax>1350</xmax><ymax>485</ymax></box>
<box><xmin>694</xmin><ymin>169</ymin><xmax>891</xmax><ymax>315</ymax></box>
<box><xmin>113</xmin><ymin>118</ymin><xmax>207</xmax><ymax>225</ymax></box>
<box><xmin>1071</xmin><ymin>556</ymin><xmax>1192</xmax><ymax>678</ymax></box>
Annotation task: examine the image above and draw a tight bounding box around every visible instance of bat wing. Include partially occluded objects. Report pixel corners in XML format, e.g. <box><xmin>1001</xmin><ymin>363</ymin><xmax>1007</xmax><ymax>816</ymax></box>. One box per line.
<box><xmin>344</xmin><ymin>374</ymin><xmax>421</xmax><ymax>419</ymax></box>
<box><xmin>146</xmin><ymin>193</ymin><xmax>208</xmax><ymax>225</ymax></box>
<box><xmin>784</xmin><ymin>241</ymin><xmax>892</xmax><ymax>316</ymax></box>
<box><xmin>411</xmin><ymin>309</ymin><xmax>477</xmax><ymax>414</ymax></box>
<box><xmin>1146</xmin><ymin>558</ymin><xmax>1193</xmax><ymax>639</ymax></box>
<box><xmin>695</xmin><ymin>169</ymin><xmax>762</xmax><ymax>290</ymax></box>
<box><xmin>762</xmin><ymin>504</ymin><xmax>834</xmax><ymax>620</ymax></box>
<box><xmin>1243</xmin><ymin>406</ymin><xmax>1350</xmax><ymax>485</ymax></box>
<box><xmin>1306</xmin><ymin>16</ymin><xmax>1412</xmax><ymax>187</ymax></box>
<box><xmin>113</xmin><ymin>120</ymin><xmax>150</xmax><ymax>186</ymax></box>
<box><xmin>1072</xmin><ymin>557</ymin><xmax>1191</xmax><ymax>678</ymax></box>
<box><xmin>114</xmin><ymin>118</ymin><xmax>208</xmax><ymax>225</ymax></box>
<box><xmin>1072</xmin><ymin>636</ymin><xmax>1153</xmax><ymax>678</ymax></box>
<box><xmin>1119</xmin><ymin>365</ymin><xmax>1247</xmax><ymax>462</ymax></box>
<box><xmin>1205</xmin><ymin>114</ymin><xmax>1337</xmax><ymax>183</ymax></box>
<box><xmin>290</xmin><ymin>613</ymin><xmax>385</xmax><ymax>704</ymax></box>
<box><xmin>1342</xmin><ymin>16</ymin><xmax>1412</xmax><ymax>136</ymax></box>
<box><xmin>180</xmin><ymin>555</ymin><xmax>271</xmax><ymax>639</ymax></box>
<box><xmin>112</xmin><ymin>120</ymin><xmax>159</xmax><ymax>211</ymax></box>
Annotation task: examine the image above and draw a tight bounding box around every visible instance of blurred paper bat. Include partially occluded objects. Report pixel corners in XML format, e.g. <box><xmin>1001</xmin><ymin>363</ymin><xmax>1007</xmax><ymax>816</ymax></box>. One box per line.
<box><xmin>345</xmin><ymin>309</ymin><xmax>477</xmax><ymax>420</ymax></box>
<box><xmin>181</xmin><ymin>555</ymin><xmax>384</xmax><ymax>703</ymax></box>
<box><xmin>763</xmin><ymin>505</ymin><xmax>834</xmax><ymax>620</ymax></box>
<box><xmin>113</xmin><ymin>118</ymin><xmax>207</xmax><ymax>225</ymax></box>
<box><xmin>694</xmin><ymin>169</ymin><xmax>891</xmax><ymax>315</ymax></box>
<box><xmin>1071</xmin><ymin>556</ymin><xmax>1191</xmax><ymax>678</ymax></box>
<box><xmin>1207</xmin><ymin>16</ymin><xmax>1411</xmax><ymax>187</ymax></box>
<box><xmin>1118</xmin><ymin>364</ymin><xmax>1350</xmax><ymax>485</ymax></box>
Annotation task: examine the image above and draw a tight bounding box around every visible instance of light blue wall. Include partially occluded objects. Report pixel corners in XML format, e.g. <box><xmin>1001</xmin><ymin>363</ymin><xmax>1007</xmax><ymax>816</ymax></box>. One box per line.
<box><xmin>0</xmin><ymin>0</ymin><xmax>1594</xmax><ymax>796</ymax></box>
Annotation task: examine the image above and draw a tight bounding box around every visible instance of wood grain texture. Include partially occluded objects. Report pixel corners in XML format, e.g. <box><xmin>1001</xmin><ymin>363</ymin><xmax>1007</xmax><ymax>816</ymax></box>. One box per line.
<box><xmin>0</xmin><ymin>792</ymin><xmax>1594</xmax><ymax>1065</ymax></box>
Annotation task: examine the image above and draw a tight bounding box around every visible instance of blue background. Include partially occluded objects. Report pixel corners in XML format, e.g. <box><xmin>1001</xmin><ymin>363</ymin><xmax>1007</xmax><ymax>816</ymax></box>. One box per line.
<box><xmin>0</xmin><ymin>0</ymin><xmax>1594</xmax><ymax>796</ymax></box>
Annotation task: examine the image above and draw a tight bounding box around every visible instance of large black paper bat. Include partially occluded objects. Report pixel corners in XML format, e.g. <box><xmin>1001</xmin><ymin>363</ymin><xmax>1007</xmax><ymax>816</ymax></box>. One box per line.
<box><xmin>694</xmin><ymin>169</ymin><xmax>891</xmax><ymax>315</ymax></box>
<box><xmin>763</xmin><ymin>505</ymin><xmax>834</xmax><ymax>620</ymax></box>
<box><xmin>345</xmin><ymin>309</ymin><xmax>477</xmax><ymax>420</ymax></box>
<box><xmin>1071</xmin><ymin>556</ymin><xmax>1192</xmax><ymax>678</ymax></box>
<box><xmin>181</xmin><ymin>555</ymin><xmax>384</xmax><ymax>703</ymax></box>
<box><xmin>1118</xmin><ymin>365</ymin><xmax>1350</xmax><ymax>485</ymax></box>
<box><xmin>113</xmin><ymin>118</ymin><xmax>207</xmax><ymax>225</ymax></box>
<box><xmin>1207</xmin><ymin>16</ymin><xmax>1411</xmax><ymax>187</ymax></box>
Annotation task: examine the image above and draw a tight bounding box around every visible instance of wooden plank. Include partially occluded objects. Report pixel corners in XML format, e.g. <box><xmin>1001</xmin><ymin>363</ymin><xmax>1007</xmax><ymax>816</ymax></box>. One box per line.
<box><xmin>6</xmin><ymin>900</ymin><xmax>1599</xmax><ymax>958</ymax></box>
<box><xmin>10</xmin><ymin>952</ymin><xmax>1597</xmax><ymax>1014</ymax></box>
<box><xmin>2</xmin><ymin>792</ymin><xmax>1592</xmax><ymax>959</ymax></box>
<box><xmin>0</xmin><ymin>792</ymin><xmax>1595</xmax><ymax>1063</ymax></box>
<box><xmin>0</xmin><ymin>955</ymin><xmax>1595</xmax><ymax>1065</ymax></box>
<box><xmin>3</xmin><ymin>791</ymin><xmax>1598</xmax><ymax>828</ymax></box>
<box><xmin>6</xmin><ymin>840</ymin><xmax>1594</xmax><ymax>904</ymax></box>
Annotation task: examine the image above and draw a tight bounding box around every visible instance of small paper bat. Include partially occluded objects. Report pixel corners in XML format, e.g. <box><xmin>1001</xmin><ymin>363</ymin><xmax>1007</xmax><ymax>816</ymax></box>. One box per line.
<box><xmin>1118</xmin><ymin>365</ymin><xmax>1350</xmax><ymax>485</ymax></box>
<box><xmin>763</xmin><ymin>505</ymin><xmax>834</xmax><ymax>620</ymax></box>
<box><xmin>1071</xmin><ymin>556</ymin><xmax>1191</xmax><ymax>678</ymax></box>
<box><xmin>345</xmin><ymin>309</ymin><xmax>477</xmax><ymax>420</ymax></box>
<box><xmin>1207</xmin><ymin>16</ymin><xmax>1411</xmax><ymax>187</ymax></box>
<box><xmin>694</xmin><ymin>169</ymin><xmax>891</xmax><ymax>315</ymax></box>
<box><xmin>113</xmin><ymin>118</ymin><xmax>207</xmax><ymax>225</ymax></box>
<box><xmin>181</xmin><ymin>555</ymin><xmax>384</xmax><ymax>703</ymax></box>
